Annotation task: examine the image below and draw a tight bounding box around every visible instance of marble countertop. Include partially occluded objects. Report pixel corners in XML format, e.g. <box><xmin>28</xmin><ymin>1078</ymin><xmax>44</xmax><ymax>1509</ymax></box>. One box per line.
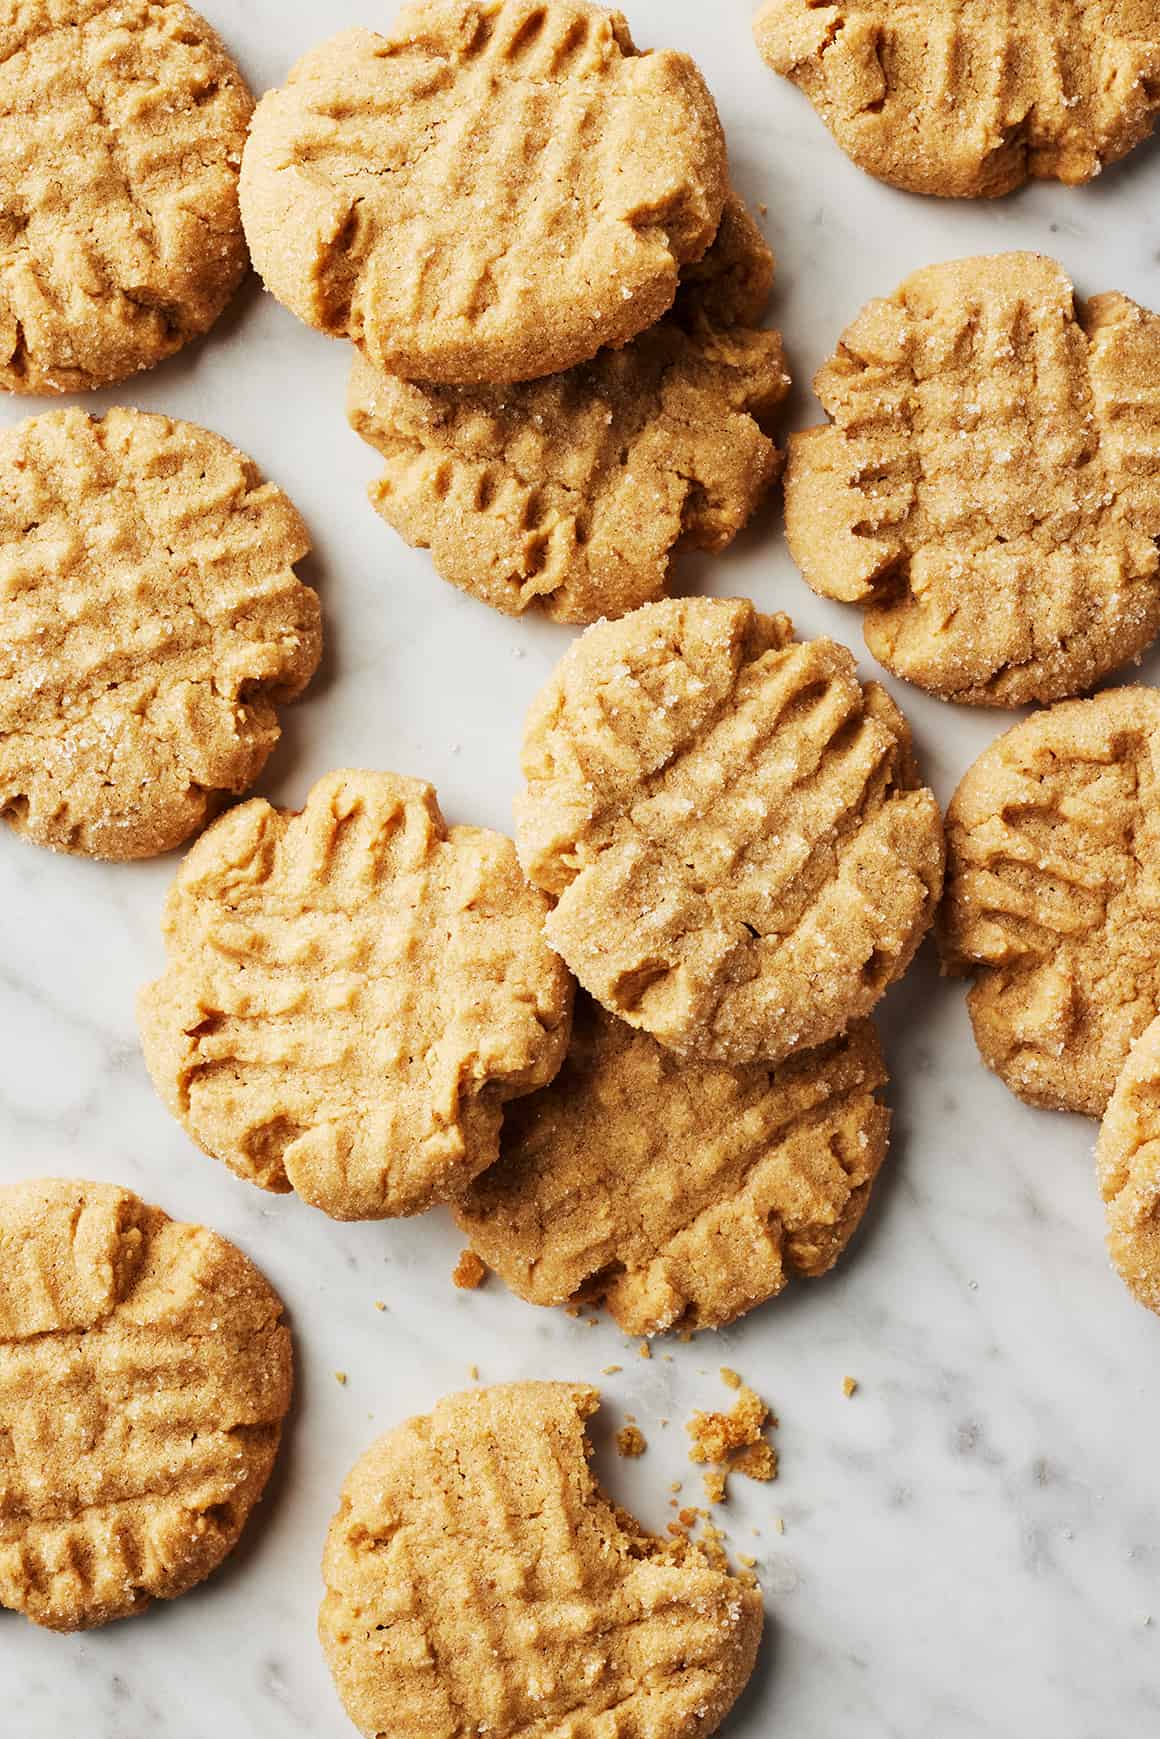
<box><xmin>3</xmin><ymin>3</ymin><xmax>1159</xmax><ymax>1735</ymax></box>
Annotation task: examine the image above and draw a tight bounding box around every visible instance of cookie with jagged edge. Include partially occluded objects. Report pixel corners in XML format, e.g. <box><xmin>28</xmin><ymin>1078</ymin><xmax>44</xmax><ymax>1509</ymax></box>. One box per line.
<box><xmin>516</xmin><ymin>596</ymin><xmax>945</xmax><ymax>1066</ymax></box>
<box><xmin>1097</xmin><ymin>1015</ymin><xmax>1160</xmax><ymax>1315</ymax></box>
<box><xmin>320</xmin><ymin>1382</ymin><xmax>763</xmax><ymax>1739</ymax></box>
<box><xmin>753</xmin><ymin>1</ymin><xmax>1160</xmax><ymax>198</ymax></box>
<box><xmin>240</xmin><ymin>0</ymin><xmax>727</xmax><ymax>383</ymax></box>
<box><xmin>139</xmin><ymin>769</ymin><xmax>573</xmax><ymax>1221</ymax></box>
<box><xmin>0</xmin><ymin>1178</ymin><xmax>291</xmax><ymax>1632</ymax></box>
<box><xmin>347</xmin><ymin>192</ymin><xmax>789</xmax><ymax>623</ymax></box>
<box><xmin>0</xmin><ymin>408</ymin><xmax>321</xmax><ymax>860</ymax></box>
<box><xmin>784</xmin><ymin>254</ymin><xmax>1160</xmax><ymax>707</ymax></box>
<box><xmin>456</xmin><ymin>997</ymin><xmax>889</xmax><ymax>1334</ymax></box>
<box><xmin>0</xmin><ymin>0</ymin><xmax>253</xmax><ymax>393</ymax></box>
<box><xmin>940</xmin><ymin>686</ymin><xmax>1160</xmax><ymax>1116</ymax></box>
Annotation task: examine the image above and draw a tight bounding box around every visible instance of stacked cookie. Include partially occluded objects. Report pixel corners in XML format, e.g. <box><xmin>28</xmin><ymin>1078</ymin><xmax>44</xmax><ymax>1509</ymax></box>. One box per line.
<box><xmin>238</xmin><ymin>0</ymin><xmax>790</xmax><ymax>623</ymax></box>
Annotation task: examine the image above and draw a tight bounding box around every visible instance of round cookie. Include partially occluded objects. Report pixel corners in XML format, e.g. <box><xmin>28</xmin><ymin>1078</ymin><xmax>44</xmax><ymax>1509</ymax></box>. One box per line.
<box><xmin>515</xmin><ymin>597</ymin><xmax>945</xmax><ymax>1066</ymax></box>
<box><xmin>753</xmin><ymin>1</ymin><xmax>1160</xmax><ymax>199</ymax></box>
<box><xmin>1097</xmin><ymin>1015</ymin><xmax>1160</xmax><ymax>1315</ymax></box>
<box><xmin>784</xmin><ymin>254</ymin><xmax>1160</xmax><ymax>707</ymax></box>
<box><xmin>0</xmin><ymin>408</ymin><xmax>320</xmax><ymax>860</ymax></box>
<box><xmin>239</xmin><ymin>0</ymin><xmax>727</xmax><ymax>384</ymax></box>
<box><xmin>139</xmin><ymin>769</ymin><xmax>573</xmax><ymax>1221</ymax></box>
<box><xmin>320</xmin><ymin>1382</ymin><xmax>763</xmax><ymax>1739</ymax></box>
<box><xmin>347</xmin><ymin>193</ymin><xmax>789</xmax><ymax>624</ymax></box>
<box><xmin>940</xmin><ymin>686</ymin><xmax>1160</xmax><ymax>1116</ymax></box>
<box><xmin>0</xmin><ymin>0</ymin><xmax>253</xmax><ymax>393</ymax></box>
<box><xmin>0</xmin><ymin>1178</ymin><xmax>291</xmax><ymax>1632</ymax></box>
<box><xmin>456</xmin><ymin>997</ymin><xmax>890</xmax><ymax>1334</ymax></box>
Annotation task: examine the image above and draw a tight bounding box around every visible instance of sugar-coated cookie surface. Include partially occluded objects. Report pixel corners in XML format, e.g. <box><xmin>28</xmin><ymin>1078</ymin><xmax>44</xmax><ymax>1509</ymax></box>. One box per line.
<box><xmin>457</xmin><ymin>998</ymin><xmax>889</xmax><ymax>1334</ymax></box>
<box><xmin>348</xmin><ymin>193</ymin><xmax>789</xmax><ymax>624</ymax></box>
<box><xmin>785</xmin><ymin>254</ymin><xmax>1160</xmax><ymax>707</ymax></box>
<box><xmin>240</xmin><ymin>0</ymin><xmax>727</xmax><ymax>383</ymax></box>
<box><xmin>139</xmin><ymin>770</ymin><xmax>573</xmax><ymax>1221</ymax></box>
<box><xmin>0</xmin><ymin>1178</ymin><xmax>291</xmax><ymax>1632</ymax></box>
<box><xmin>1097</xmin><ymin>1015</ymin><xmax>1160</xmax><ymax>1315</ymax></box>
<box><xmin>941</xmin><ymin>687</ymin><xmax>1160</xmax><ymax>1116</ymax></box>
<box><xmin>0</xmin><ymin>408</ymin><xmax>320</xmax><ymax>860</ymax></box>
<box><xmin>753</xmin><ymin>0</ymin><xmax>1160</xmax><ymax>198</ymax></box>
<box><xmin>516</xmin><ymin>597</ymin><xmax>944</xmax><ymax>1065</ymax></box>
<box><xmin>319</xmin><ymin>1382</ymin><xmax>763</xmax><ymax>1739</ymax></box>
<box><xmin>0</xmin><ymin>0</ymin><xmax>253</xmax><ymax>393</ymax></box>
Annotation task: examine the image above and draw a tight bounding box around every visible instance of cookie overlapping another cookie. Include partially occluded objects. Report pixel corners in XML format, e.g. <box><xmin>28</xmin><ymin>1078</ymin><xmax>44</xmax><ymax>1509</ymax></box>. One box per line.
<box><xmin>139</xmin><ymin>769</ymin><xmax>572</xmax><ymax>1220</ymax></box>
<box><xmin>240</xmin><ymin>0</ymin><xmax>729</xmax><ymax>384</ymax></box>
<box><xmin>516</xmin><ymin>596</ymin><xmax>945</xmax><ymax>1066</ymax></box>
<box><xmin>348</xmin><ymin>193</ymin><xmax>790</xmax><ymax>622</ymax></box>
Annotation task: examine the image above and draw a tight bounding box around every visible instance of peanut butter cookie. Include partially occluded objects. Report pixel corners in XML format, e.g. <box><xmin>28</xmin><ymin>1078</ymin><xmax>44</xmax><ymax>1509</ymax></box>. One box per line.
<box><xmin>240</xmin><ymin>1</ymin><xmax>727</xmax><ymax>383</ymax></box>
<box><xmin>941</xmin><ymin>686</ymin><xmax>1160</xmax><ymax>1115</ymax></box>
<box><xmin>516</xmin><ymin>597</ymin><xmax>944</xmax><ymax>1065</ymax></box>
<box><xmin>347</xmin><ymin>193</ymin><xmax>789</xmax><ymax>623</ymax></box>
<box><xmin>139</xmin><ymin>770</ymin><xmax>573</xmax><ymax>1220</ymax></box>
<box><xmin>456</xmin><ymin>998</ymin><xmax>889</xmax><ymax>1334</ymax></box>
<box><xmin>784</xmin><ymin>254</ymin><xmax>1160</xmax><ymax>707</ymax></box>
<box><xmin>0</xmin><ymin>1178</ymin><xmax>291</xmax><ymax>1632</ymax></box>
<box><xmin>0</xmin><ymin>408</ymin><xmax>320</xmax><ymax>860</ymax></box>
<box><xmin>753</xmin><ymin>1</ymin><xmax>1160</xmax><ymax>198</ymax></box>
<box><xmin>0</xmin><ymin>0</ymin><xmax>253</xmax><ymax>393</ymax></box>
<box><xmin>1097</xmin><ymin>1015</ymin><xmax>1160</xmax><ymax>1315</ymax></box>
<box><xmin>320</xmin><ymin>1382</ymin><xmax>763</xmax><ymax>1739</ymax></box>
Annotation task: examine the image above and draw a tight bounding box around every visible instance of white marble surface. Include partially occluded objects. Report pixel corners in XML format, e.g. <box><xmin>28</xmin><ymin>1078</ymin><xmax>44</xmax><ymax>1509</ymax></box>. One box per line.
<box><xmin>3</xmin><ymin>2</ymin><xmax>1160</xmax><ymax>1734</ymax></box>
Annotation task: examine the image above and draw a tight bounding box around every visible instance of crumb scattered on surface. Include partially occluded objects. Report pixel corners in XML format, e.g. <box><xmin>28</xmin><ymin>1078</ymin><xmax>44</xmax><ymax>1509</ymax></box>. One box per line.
<box><xmin>739</xmin><ymin>1553</ymin><xmax>757</xmax><ymax>1569</ymax></box>
<box><xmin>639</xmin><ymin>1341</ymin><xmax>651</xmax><ymax>1359</ymax></box>
<box><xmin>775</xmin><ymin>1517</ymin><xmax>786</xmax><ymax>1535</ymax></box>
<box><xmin>670</xmin><ymin>1480</ymin><xmax>683</xmax><ymax>1493</ymax></box>
<box><xmin>721</xmin><ymin>1367</ymin><xmax>742</xmax><ymax>1390</ymax></box>
<box><xmin>452</xmin><ymin>1249</ymin><xmax>487</xmax><ymax>1290</ymax></box>
<box><xmin>686</xmin><ymin>1375</ymin><xmax>778</xmax><ymax>1498</ymax></box>
<box><xmin>843</xmin><ymin>1375</ymin><xmax>858</xmax><ymax>1397</ymax></box>
<box><xmin>335</xmin><ymin>1371</ymin><xmax>348</xmax><ymax>1386</ymax></box>
<box><xmin>616</xmin><ymin>1424</ymin><xmax>647</xmax><ymax>1458</ymax></box>
<box><xmin>373</xmin><ymin>1300</ymin><xmax>386</xmax><ymax>1311</ymax></box>
<box><xmin>602</xmin><ymin>1364</ymin><xmax>622</xmax><ymax>1375</ymax></box>
<box><xmin>468</xmin><ymin>1364</ymin><xmax>479</xmax><ymax>1381</ymax></box>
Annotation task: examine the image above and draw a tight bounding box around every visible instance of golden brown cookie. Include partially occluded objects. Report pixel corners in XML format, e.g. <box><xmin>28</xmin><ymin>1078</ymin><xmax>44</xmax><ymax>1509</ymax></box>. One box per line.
<box><xmin>0</xmin><ymin>0</ymin><xmax>253</xmax><ymax>393</ymax></box>
<box><xmin>319</xmin><ymin>1382</ymin><xmax>763</xmax><ymax>1739</ymax></box>
<box><xmin>0</xmin><ymin>408</ymin><xmax>320</xmax><ymax>860</ymax></box>
<box><xmin>753</xmin><ymin>1</ymin><xmax>1160</xmax><ymax>198</ymax></box>
<box><xmin>940</xmin><ymin>686</ymin><xmax>1160</xmax><ymax>1116</ymax></box>
<box><xmin>240</xmin><ymin>1</ymin><xmax>727</xmax><ymax>383</ymax></box>
<box><xmin>1097</xmin><ymin>1015</ymin><xmax>1160</xmax><ymax>1315</ymax></box>
<box><xmin>139</xmin><ymin>770</ymin><xmax>573</xmax><ymax>1220</ymax></box>
<box><xmin>0</xmin><ymin>1178</ymin><xmax>291</xmax><ymax>1632</ymax></box>
<box><xmin>516</xmin><ymin>597</ymin><xmax>944</xmax><ymax>1065</ymax></box>
<box><xmin>456</xmin><ymin>997</ymin><xmax>889</xmax><ymax>1334</ymax></box>
<box><xmin>347</xmin><ymin>193</ymin><xmax>789</xmax><ymax>624</ymax></box>
<box><xmin>784</xmin><ymin>254</ymin><xmax>1160</xmax><ymax>707</ymax></box>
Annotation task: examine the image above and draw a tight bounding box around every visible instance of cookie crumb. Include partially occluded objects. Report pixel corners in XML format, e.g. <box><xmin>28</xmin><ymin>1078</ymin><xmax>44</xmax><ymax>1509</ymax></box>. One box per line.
<box><xmin>638</xmin><ymin>1341</ymin><xmax>651</xmax><ymax>1359</ymax></box>
<box><xmin>703</xmin><ymin>1470</ymin><xmax>727</xmax><ymax>1505</ymax></box>
<box><xmin>335</xmin><ymin>1371</ymin><xmax>348</xmax><ymax>1386</ymax></box>
<box><xmin>686</xmin><ymin>1379</ymin><xmax>778</xmax><ymax>1497</ymax></box>
<box><xmin>468</xmin><ymin>1364</ymin><xmax>479</xmax><ymax>1381</ymax></box>
<box><xmin>774</xmin><ymin>1517</ymin><xmax>786</xmax><ymax>1536</ymax></box>
<box><xmin>616</xmin><ymin>1424</ymin><xmax>647</xmax><ymax>1458</ymax></box>
<box><xmin>843</xmin><ymin>1375</ymin><xmax>858</xmax><ymax>1397</ymax></box>
<box><xmin>601</xmin><ymin>1364</ymin><xmax>623</xmax><ymax>1375</ymax></box>
<box><xmin>670</xmin><ymin>1480</ymin><xmax>683</xmax><ymax>1494</ymax></box>
<box><xmin>452</xmin><ymin>1249</ymin><xmax>487</xmax><ymax>1290</ymax></box>
<box><xmin>720</xmin><ymin>1366</ymin><xmax>742</xmax><ymax>1390</ymax></box>
<box><xmin>373</xmin><ymin>1299</ymin><xmax>386</xmax><ymax>1312</ymax></box>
